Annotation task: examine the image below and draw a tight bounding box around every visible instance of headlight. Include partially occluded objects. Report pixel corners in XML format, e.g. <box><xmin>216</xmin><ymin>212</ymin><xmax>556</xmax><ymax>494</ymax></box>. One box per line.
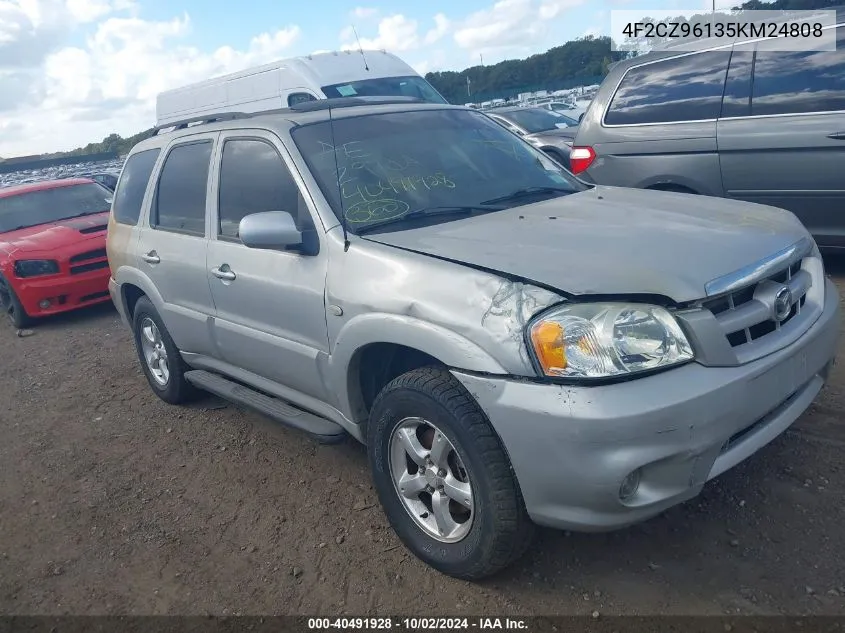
<box><xmin>527</xmin><ymin>303</ymin><xmax>694</xmax><ymax>379</ymax></box>
<box><xmin>14</xmin><ymin>259</ymin><xmax>59</xmax><ymax>277</ymax></box>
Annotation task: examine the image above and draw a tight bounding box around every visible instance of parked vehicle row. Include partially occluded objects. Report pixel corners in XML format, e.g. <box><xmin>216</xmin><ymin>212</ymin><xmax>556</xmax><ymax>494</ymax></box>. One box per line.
<box><xmin>105</xmin><ymin>94</ymin><xmax>838</xmax><ymax>580</ymax></box>
<box><xmin>571</xmin><ymin>19</ymin><xmax>845</xmax><ymax>250</ymax></box>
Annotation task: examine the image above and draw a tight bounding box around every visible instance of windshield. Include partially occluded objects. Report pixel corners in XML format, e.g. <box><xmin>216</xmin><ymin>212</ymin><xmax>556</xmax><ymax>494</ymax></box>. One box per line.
<box><xmin>321</xmin><ymin>75</ymin><xmax>448</xmax><ymax>104</ymax></box>
<box><xmin>291</xmin><ymin>108</ymin><xmax>585</xmax><ymax>234</ymax></box>
<box><xmin>499</xmin><ymin>108</ymin><xmax>577</xmax><ymax>133</ymax></box>
<box><xmin>0</xmin><ymin>182</ymin><xmax>112</xmax><ymax>233</ymax></box>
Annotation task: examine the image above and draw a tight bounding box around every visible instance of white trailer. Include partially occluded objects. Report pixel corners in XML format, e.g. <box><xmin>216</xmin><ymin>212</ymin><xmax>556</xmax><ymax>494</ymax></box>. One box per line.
<box><xmin>155</xmin><ymin>49</ymin><xmax>447</xmax><ymax>127</ymax></box>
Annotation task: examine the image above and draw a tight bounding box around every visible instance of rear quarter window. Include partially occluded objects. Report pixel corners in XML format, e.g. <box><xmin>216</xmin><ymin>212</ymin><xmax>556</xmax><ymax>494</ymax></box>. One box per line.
<box><xmin>604</xmin><ymin>51</ymin><xmax>731</xmax><ymax>125</ymax></box>
<box><xmin>113</xmin><ymin>149</ymin><xmax>161</xmax><ymax>225</ymax></box>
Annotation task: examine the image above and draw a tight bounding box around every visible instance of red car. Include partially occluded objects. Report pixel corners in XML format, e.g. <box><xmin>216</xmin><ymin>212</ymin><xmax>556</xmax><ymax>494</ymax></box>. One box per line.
<box><xmin>0</xmin><ymin>178</ymin><xmax>114</xmax><ymax>328</ymax></box>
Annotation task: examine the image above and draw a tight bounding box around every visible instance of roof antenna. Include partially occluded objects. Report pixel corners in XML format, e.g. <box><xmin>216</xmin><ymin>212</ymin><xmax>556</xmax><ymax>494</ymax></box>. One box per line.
<box><xmin>351</xmin><ymin>25</ymin><xmax>370</xmax><ymax>71</ymax></box>
<box><xmin>327</xmin><ymin>101</ymin><xmax>350</xmax><ymax>251</ymax></box>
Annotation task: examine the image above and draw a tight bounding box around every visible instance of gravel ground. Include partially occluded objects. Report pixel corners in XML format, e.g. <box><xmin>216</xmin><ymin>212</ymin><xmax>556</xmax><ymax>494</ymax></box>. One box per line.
<box><xmin>1</xmin><ymin>260</ymin><xmax>844</xmax><ymax>616</ymax></box>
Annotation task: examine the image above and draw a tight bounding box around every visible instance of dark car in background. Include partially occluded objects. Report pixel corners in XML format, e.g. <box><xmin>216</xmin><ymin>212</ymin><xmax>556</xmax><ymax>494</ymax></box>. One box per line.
<box><xmin>486</xmin><ymin>106</ymin><xmax>579</xmax><ymax>168</ymax></box>
<box><xmin>571</xmin><ymin>18</ymin><xmax>845</xmax><ymax>250</ymax></box>
<box><xmin>88</xmin><ymin>172</ymin><xmax>121</xmax><ymax>192</ymax></box>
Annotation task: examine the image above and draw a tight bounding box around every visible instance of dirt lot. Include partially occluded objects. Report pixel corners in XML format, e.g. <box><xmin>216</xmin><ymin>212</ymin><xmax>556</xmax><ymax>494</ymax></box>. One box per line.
<box><xmin>1</xmin><ymin>262</ymin><xmax>845</xmax><ymax>617</ymax></box>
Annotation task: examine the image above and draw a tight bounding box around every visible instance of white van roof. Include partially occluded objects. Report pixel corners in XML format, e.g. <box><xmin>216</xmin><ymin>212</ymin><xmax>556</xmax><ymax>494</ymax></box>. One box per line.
<box><xmin>155</xmin><ymin>49</ymin><xmax>427</xmax><ymax>127</ymax></box>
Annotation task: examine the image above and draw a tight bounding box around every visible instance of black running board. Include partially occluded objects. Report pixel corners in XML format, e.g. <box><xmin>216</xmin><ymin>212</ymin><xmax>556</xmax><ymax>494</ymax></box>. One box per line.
<box><xmin>184</xmin><ymin>370</ymin><xmax>348</xmax><ymax>444</ymax></box>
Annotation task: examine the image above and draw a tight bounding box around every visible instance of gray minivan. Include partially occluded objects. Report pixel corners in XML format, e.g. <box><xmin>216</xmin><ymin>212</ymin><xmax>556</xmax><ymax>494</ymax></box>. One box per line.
<box><xmin>572</xmin><ymin>19</ymin><xmax>845</xmax><ymax>249</ymax></box>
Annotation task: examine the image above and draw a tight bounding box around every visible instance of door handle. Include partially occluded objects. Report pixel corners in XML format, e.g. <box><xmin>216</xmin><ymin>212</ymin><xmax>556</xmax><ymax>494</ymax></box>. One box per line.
<box><xmin>211</xmin><ymin>266</ymin><xmax>236</xmax><ymax>281</ymax></box>
<box><xmin>141</xmin><ymin>251</ymin><xmax>160</xmax><ymax>264</ymax></box>
<box><xmin>826</xmin><ymin>132</ymin><xmax>845</xmax><ymax>140</ymax></box>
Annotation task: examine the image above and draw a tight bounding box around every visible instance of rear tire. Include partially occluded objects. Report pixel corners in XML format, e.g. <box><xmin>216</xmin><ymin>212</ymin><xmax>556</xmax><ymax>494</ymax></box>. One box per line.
<box><xmin>367</xmin><ymin>366</ymin><xmax>534</xmax><ymax>580</ymax></box>
<box><xmin>131</xmin><ymin>296</ymin><xmax>199</xmax><ymax>405</ymax></box>
<box><xmin>0</xmin><ymin>275</ymin><xmax>32</xmax><ymax>329</ymax></box>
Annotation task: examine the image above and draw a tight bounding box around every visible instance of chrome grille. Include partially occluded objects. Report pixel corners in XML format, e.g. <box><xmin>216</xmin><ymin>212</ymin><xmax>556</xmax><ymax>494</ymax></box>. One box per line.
<box><xmin>702</xmin><ymin>259</ymin><xmax>809</xmax><ymax>348</ymax></box>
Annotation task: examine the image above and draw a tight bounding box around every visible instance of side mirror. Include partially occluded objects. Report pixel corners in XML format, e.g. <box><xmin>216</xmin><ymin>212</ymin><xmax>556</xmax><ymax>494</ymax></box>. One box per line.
<box><xmin>239</xmin><ymin>211</ymin><xmax>303</xmax><ymax>250</ymax></box>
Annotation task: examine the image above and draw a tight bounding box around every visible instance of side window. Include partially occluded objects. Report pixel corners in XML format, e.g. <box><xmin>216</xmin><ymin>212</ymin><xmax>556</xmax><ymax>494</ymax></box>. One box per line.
<box><xmin>751</xmin><ymin>26</ymin><xmax>845</xmax><ymax>116</ymax></box>
<box><xmin>153</xmin><ymin>141</ymin><xmax>212</xmax><ymax>235</ymax></box>
<box><xmin>112</xmin><ymin>149</ymin><xmax>160</xmax><ymax>225</ymax></box>
<box><xmin>288</xmin><ymin>92</ymin><xmax>317</xmax><ymax>107</ymax></box>
<box><xmin>720</xmin><ymin>49</ymin><xmax>754</xmax><ymax>118</ymax></box>
<box><xmin>217</xmin><ymin>138</ymin><xmax>312</xmax><ymax>239</ymax></box>
<box><xmin>605</xmin><ymin>51</ymin><xmax>731</xmax><ymax>125</ymax></box>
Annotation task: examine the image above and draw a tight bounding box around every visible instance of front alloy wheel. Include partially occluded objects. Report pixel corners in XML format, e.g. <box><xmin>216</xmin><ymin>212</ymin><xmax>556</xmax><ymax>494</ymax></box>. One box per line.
<box><xmin>389</xmin><ymin>416</ymin><xmax>474</xmax><ymax>543</ymax></box>
<box><xmin>368</xmin><ymin>366</ymin><xmax>534</xmax><ymax>580</ymax></box>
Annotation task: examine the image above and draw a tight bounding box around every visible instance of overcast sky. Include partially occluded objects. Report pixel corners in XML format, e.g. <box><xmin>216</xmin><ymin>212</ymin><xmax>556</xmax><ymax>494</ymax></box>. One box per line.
<box><xmin>0</xmin><ymin>0</ymin><xmax>733</xmax><ymax>157</ymax></box>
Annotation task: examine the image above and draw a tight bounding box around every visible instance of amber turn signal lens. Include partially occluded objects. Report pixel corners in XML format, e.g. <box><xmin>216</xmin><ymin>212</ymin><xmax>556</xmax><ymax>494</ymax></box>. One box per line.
<box><xmin>530</xmin><ymin>320</ymin><xmax>567</xmax><ymax>374</ymax></box>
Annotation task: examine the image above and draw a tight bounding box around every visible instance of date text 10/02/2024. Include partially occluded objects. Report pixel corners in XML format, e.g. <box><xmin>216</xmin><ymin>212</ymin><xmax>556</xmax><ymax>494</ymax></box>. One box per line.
<box><xmin>307</xmin><ymin>617</ymin><xmax>529</xmax><ymax>630</ymax></box>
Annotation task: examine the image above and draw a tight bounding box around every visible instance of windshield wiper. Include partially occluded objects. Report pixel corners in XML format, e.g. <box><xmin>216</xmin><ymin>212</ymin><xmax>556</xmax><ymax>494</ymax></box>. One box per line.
<box><xmin>481</xmin><ymin>186</ymin><xmax>573</xmax><ymax>207</ymax></box>
<box><xmin>354</xmin><ymin>205</ymin><xmax>501</xmax><ymax>235</ymax></box>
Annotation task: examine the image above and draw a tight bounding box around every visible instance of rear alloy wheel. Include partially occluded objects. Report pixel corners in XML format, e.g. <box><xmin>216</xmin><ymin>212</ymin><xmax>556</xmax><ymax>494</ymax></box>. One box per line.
<box><xmin>368</xmin><ymin>366</ymin><xmax>534</xmax><ymax>580</ymax></box>
<box><xmin>131</xmin><ymin>296</ymin><xmax>199</xmax><ymax>405</ymax></box>
<box><xmin>0</xmin><ymin>275</ymin><xmax>32</xmax><ymax>329</ymax></box>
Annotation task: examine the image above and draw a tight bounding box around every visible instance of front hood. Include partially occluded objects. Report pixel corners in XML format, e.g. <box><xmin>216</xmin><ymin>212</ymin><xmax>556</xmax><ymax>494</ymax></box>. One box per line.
<box><xmin>0</xmin><ymin>212</ymin><xmax>109</xmax><ymax>256</ymax></box>
<box><xmin>362</xmin><ymin>186</ymin><xmax>810</xmax><ymax>303</ymax></box>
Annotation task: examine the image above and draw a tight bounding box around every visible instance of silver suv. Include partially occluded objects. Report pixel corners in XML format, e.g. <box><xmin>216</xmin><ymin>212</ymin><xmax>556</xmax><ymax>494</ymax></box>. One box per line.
<box><xmin>572</xmin><ymin>20</ymin><xmax>845</xmax><ymax>249</ymax></box>
<box><xmin>106</xmin><ymin>97</ymin><xmax>840</xmax><ymax>579</ymax></box>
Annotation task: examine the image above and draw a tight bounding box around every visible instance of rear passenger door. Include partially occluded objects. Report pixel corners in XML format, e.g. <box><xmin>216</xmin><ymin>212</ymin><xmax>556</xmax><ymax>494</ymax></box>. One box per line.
<box><xmin>137</xmin><ymin>133</ymin><xmax>218</xmax><ymax>355</ymax></box>
<box><xmin>206</xmin><ymin>131</ymin><xmax>331</xmax><ymax>403</ymax></box>
<box><xmin>717</xmin><ymin>25</ymin><xmax>845</xmax><ymax>247</ymax></box>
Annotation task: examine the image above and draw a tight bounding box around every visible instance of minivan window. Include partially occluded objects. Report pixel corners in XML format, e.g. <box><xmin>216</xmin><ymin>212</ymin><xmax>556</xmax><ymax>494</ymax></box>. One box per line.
<box><xmin>113</xmin><ymin>149</ymin><xmax>160</xmax><ymax>225</ymax></box>
<box><xmin>751</xmin><ymin>26</ymin><xmax>845</xmax><ymax>117</ymax></box>
<box><xmin>605</xmin><ymin>51</ymin><xmax>731</xmax><ymax>125</ymax></box>
<box><xmin>217</xmin><ymin>139</ymin><xmax>311</xmax><ymax>238</ymax></box>
<box><xmin>291</xmin><ymin>109</ymin><xmax>584</xmax><ymax>234</ymax></box>
<box><xmin>720</xmin><ymin>50</ymin><xmax>754</xmax><ymax>118</ymax></box>
<box><xmin>153</xmin><ymin>141</ymin><xmax>212</xmax><ymax>235</ymax></box>
<box><xmin>321</xmin><ymin>75</ymin><xmax>448</xmax><ymax>104</ymax></box>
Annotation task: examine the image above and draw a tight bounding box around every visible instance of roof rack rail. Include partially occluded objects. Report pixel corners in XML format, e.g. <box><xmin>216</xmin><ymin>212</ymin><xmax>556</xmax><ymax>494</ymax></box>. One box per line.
<box><xmin>152</xmin><ymin>112</ymin><xmax>252</xmax><ymax>136</ymax></box>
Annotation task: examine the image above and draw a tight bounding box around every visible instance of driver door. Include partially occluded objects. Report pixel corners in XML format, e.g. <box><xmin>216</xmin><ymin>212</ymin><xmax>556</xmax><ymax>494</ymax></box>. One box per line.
<box><xmin>206</xmin><ymin>130</ymin><xmax>332</xmax><ymax>402</ymax></box>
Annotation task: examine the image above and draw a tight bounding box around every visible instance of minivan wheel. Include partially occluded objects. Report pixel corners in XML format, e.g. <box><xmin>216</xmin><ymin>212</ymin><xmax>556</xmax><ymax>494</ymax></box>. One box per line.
<box><xmin>0</xmin><ymin>275</ymin><xmax>32</xmax><ymax>329</ymax></box>
<box><xmin>367</xmin><ymin>366</ymin><xmax>534</xmax><ymax>580</ymax></box>
<box><xmin>131</xmin><ymin>296</ymin><xmax>199</xmax><ymax>405</ymax></box>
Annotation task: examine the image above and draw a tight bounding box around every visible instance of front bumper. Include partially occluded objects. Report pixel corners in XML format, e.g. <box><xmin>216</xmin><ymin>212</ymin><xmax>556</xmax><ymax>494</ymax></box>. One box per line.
<box><xmin>452</xmin><ymin>278</ymin><xmax>840</xmax><ymax>532</ymax></box>
<box><xmin>15</xmin><ymin>267</ymin><xmax>111</xmax><ymax>318</ymax></box>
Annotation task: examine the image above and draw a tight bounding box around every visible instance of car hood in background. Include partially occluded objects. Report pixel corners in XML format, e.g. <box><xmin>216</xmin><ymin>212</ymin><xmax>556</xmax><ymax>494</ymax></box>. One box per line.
<box><xmin>361</xmin><ymin>186</ymin><xmax>810</xmax><ymax>303</ymax></box>
<box><xmin>0</xmin><ymin>212</ymin><xmax>110</xmax><ymax>257</ymax></box>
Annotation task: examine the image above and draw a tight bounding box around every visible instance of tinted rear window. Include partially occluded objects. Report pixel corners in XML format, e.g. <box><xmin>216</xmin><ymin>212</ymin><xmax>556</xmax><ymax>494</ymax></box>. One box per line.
<box><xmin>751</xmin><ymin>26</ymin><xmax>845</xmax><ymax>116</ymax></box>
<box><xmin>153</xmin><ymin>141</ymin><xmax>212</xmax><ymax>235</ymax></box>
<box><xmin>605</xmin><ymin>51</ymin><xmax>731</xmax><ymax>125</ymax></box>
<box><xmin>0</xmin><ymin>183</ymin><xmax>112</xmax><ymax>233</ymax></box>
<box><xmin>113</xmin><ymin>149</ymin><xmax>160</xmax><ymax>225</ymax></box>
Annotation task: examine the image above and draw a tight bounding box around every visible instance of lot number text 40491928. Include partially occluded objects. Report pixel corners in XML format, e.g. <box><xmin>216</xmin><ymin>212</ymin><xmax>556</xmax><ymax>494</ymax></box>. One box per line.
<box><xmin>307</xmin><ymin>618</ymin><xmax>529</xmax><ymax>630</ymax></box>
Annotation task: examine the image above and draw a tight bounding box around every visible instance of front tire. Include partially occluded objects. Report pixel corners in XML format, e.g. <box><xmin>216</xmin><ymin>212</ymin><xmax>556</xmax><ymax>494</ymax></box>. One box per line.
<box><xmin>0</xmin><ymin>274</ymin><xmax>32</xmax><ymax>329</ymax></box>
<box><xmin>367</xmin><ymin>366</ymin><xmax>534</xmax><ymax>580</ymax></box>
<box><xmin>131</xmin><ymin>296</ymin><xmax>199</xmax><ymax>405</ymax></box>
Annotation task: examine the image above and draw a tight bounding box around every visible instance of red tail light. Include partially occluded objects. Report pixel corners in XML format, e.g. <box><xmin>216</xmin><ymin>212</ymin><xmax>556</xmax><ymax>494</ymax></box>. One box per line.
<box><xmin>570</xmin><ymin>146</ymin><xmax>596</xmax><ymax>175</ymax></box>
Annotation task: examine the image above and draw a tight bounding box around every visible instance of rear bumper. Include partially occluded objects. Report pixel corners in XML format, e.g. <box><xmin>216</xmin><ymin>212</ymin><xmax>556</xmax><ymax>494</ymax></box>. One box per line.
<box><xmin>108</xmin><ymin>277</ymin><xmax>130</xmax><ymax>326</ymax></box>
<box><xmin>452</xmin><ymin>278</ymin><xmax>840</xmax><ymax>532</ymax></box>
<box><xmin>15</xmin><ymin>268</ymin><xmax>111</xmax><ymax>318</ymax></box>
